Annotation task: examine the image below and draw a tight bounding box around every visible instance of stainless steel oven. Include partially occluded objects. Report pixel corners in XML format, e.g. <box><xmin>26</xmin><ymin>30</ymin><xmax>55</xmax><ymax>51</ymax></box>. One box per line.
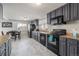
<box><xmin>47</xmin><ymin>29</ymin><xmax>66</xmax><ymax>55</ymax></box>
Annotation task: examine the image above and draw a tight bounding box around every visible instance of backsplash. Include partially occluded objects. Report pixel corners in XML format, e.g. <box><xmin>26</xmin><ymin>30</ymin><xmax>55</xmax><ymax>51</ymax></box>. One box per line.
<box><xmin>48</xmin><ymin>20</ymin><xmax>79</xmax><ymax>33</ymax></box>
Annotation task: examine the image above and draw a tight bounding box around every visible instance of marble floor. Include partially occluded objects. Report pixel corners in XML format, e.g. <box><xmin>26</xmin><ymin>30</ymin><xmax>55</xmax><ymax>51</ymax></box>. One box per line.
<box><xmin>10</xmin><ymin>38</ymin><xmax>57</xmax><ymax>56</ymax></box>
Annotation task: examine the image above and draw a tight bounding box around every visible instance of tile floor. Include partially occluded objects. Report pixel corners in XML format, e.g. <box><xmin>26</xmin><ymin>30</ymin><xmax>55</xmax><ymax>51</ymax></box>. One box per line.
<box><xmin>10</xmin><ymin>38</ymin><xmax>57</xmax><ymax>56</ymax></box>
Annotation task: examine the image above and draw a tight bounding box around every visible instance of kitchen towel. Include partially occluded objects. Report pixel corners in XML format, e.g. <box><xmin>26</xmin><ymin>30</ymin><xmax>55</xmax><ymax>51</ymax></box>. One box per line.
<box><xmin>48</xmin><ymin>35</ymin><xmax>53</xmax><ymax>42</ymax></box>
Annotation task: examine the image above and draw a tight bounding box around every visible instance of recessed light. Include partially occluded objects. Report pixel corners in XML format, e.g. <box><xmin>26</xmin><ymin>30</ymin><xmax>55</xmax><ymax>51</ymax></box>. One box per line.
<box><xmin>35</xmin><ymin>3</ymin><xmax>42</xmax><ymax>6</ymax></box>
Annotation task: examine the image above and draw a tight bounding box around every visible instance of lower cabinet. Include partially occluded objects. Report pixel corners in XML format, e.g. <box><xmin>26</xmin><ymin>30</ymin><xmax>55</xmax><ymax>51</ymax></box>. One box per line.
<box><xmin>8</xmin><ymin>39</ymin><xmax>11</xmax><ymax>56</ymax></box>
<box><xmin>59</xmin><ymin>37</ymin><xmax>78</xmax><ymax>56</ymax></box>
<box><xmin>0</xmin><ymin>43</ymin><xmax>5</xmax><ymax>56</ymax></box>
<box><xmin>32</xmin><ymin>31</ymin><xmax>39</xmax><ymax>41</ymax></box>
<box><xmin>59</xmin><ymin>37</ymin><xmax>67</xmax><ymax>56</ymax></box>
<box><xmin>77</xmin><ymin>40</ymin><xmax>79</xmax><ymax>56</ymax></box>
<box><xmin>67</xmin><ymin>39</ymin><xmax>77</xmax><ymax>56</ymax></box>
<box><xmin>40</xmin><ymin>33</ymin><xmax>46</xmax><ymax>46</ymax></box>
<box><xmin>0</xmin><ymin>39</ymin><xmax>11</xmax><ymax>56</ymax></box>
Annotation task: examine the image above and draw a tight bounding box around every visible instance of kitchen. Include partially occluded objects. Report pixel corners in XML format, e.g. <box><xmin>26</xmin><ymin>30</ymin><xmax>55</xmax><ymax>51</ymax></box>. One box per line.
<box><xmin>0</xmin><ymin>3</ymin><xmax>79</xmax><ymax>56</ymax></box>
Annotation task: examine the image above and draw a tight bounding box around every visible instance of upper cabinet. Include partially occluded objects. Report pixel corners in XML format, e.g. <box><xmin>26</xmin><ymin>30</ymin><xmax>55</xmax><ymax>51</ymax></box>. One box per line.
<box><xmin>77</xmin><ymin>4</ymin><xmax>79</xmax><ymax>19</ymax></box>
<box><xmin>70</xmin><ymin>3</ymin><xmax>78</xmax><ymax>20</ymax></box>
<box><xmin>50</xmin><ymin>10</ymin><xmax>56</xmax><ymax>18</ymax></box>
<box><xmin>50</xmin><ymin>10</ymin><xmax>57</xmax><ymax>25</ymax></box>
<box><xmin>47</xmin><ymin>3</ymin><xmax>79</xmax><ymax>25</ymax></box>
<box><xmin>55</xmin><ymin>7</ymin><xmax>63</xmax><ymax>17</ymax></box>
<box><xmin>62</xmin><ymin>4</ymin><xmax>70</xmax><ymax>22</ymax></box>
<box><xmin>47</xmin><ymin>13</ymin><xmax>51</xmax><ymax>24</ymax></box>
<box><xmin>0</xmin><ymin>4</ymin><xmax>3</xmax><ymax>20</ymax></box>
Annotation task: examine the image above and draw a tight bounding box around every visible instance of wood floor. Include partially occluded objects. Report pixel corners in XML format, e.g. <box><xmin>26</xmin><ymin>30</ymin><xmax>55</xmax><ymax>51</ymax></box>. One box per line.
<box><xmin>10</xmin><ymin>38</ymin><xmax>57</xmax><ymax>56</ymax></box>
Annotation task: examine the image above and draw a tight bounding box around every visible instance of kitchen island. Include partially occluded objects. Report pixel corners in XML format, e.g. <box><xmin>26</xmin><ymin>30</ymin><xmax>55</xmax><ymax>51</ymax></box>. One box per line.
<box><xmin>0</xmin><ymin>35</ymin><xmax>11</xmax><ymax>56</ymax></box>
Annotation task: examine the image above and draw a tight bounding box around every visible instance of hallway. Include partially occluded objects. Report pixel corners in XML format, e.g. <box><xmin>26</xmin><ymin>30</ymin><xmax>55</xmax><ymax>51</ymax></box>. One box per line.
<box><xmin>10</xmin><ymin>38</ymin><xmax>57</xmax><ymax>56</ymax></box>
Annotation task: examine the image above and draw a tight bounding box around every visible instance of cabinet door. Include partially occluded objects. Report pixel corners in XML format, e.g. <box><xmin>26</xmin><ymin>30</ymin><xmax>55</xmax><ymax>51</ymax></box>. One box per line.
<box><xmin>77</xmin><ymin>3</ymin><xmax>79</xmax><ymax>19</ymax></box>
<box><xmin>8</xmin><ymin>39</ymin><xmax>11</xmax><ymax>56</ymax></box>
<box><xmin>67</xmin><ymin>39</ymin><xmax>71</xmax><ymax>56</ymax></box>
<box><xmin>47</xmin><ymin>13</ymin><xmax>51</xmax><ymax>24</ymax></box>
<box><xmin>50</xmin><ymin>11</ymin><xmax>56</xmax><ymax>18</ymax></box>
<box><xmin>70</xmin><ymin>3</ymin><xmax>74</xmax><ymax>20</ymax></box>
<box><xmin>56</xmin><ymin>7</ymin><xmax>63</xmax><ymax>17</ymax></box>
<box><xmin>50</xmin><ymin>11</ymin><xmax>56</xmax><ymax>24</ymax></box>
<box><xmin>5</xmin><ymin>41</ymin><xmax>9</xmax><ymax>56</ymax></box>
<box><xmin>70</xmin><ymin>3</ymin><xmax>78</xmax><ymax>20</ymax></box>
<box><xmin>40</xmin><ymin>33</ymin><xmax>46</xmax><ymax>46</ymax></box>
<box><xmin>59</xmin><ymin>37</ymin><xmax>67</xmax><ymax>56</ymax></box>
<box><xmin>69</xmin><ymin>39</ymin><xmax>77</xmax><ymax>56</ymax></box>
<box><xmin>63</xmin><ymin>4</ymin><xmax>70</xmax><ymax>22</ymax></box>
<box><xmin>0</xmin><ymin>44</ymin><xmax>5</xmax><ymax>56</ymax></box>
<box><xmin>73</xmin><ymin>3</ymin><xmax>78</xmax><ymax>20</ymax></box>
<box><xmin>77</xmin><ymin>40</ymin><xmax>79</xmax><ymax>56</ymax></box>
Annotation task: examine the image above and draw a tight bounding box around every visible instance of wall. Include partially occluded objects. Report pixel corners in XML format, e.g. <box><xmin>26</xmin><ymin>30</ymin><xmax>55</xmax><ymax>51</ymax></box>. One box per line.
<box><xmin>0</xmin><ymin>3</ymin><xmax>18</xmax><ymax>35</ymax></box>
<box><xmin>0</xmin><ymin>4</ymin><xmax>3</xmax><ymax>19</ymax></box>
<box><xmin>48</xmin><ymin>20</ymin><xmax>79</xmax><ymax>33</ymax></box>
<box><xmin>39</xmin><ymin>18</ymin><xmax>47</xmax><ymax>30</ymax></box>
<box><xmin>17</xmin><ymin>23</ymin><xmax>28</xmax><ymax>38</ymax></box>
<box><xmin>0</xmin><ymin>20</ymin><xmax>18</xmax><ymax>34</ymax></box>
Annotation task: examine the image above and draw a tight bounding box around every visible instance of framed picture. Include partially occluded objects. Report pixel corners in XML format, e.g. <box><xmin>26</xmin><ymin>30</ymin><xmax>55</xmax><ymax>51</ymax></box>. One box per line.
<box><xmin>2</xmin><ymin>22</ymin><xmax>12</xmax><ymax>27</ymax></box>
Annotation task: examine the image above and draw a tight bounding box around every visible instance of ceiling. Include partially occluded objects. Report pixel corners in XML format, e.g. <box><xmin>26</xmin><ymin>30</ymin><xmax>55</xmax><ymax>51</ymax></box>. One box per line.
<box><xmin>3</xmin><ymin>3</ymin><xmax>66</xmax><ymax>20</ymax></box>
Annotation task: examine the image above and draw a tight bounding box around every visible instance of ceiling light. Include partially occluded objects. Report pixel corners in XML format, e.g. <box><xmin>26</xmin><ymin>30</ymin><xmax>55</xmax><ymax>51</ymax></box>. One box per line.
<box><xmin>36</xmin><ymin>3</ymin><xmax>41</xmax><ymax>5</ymax></box>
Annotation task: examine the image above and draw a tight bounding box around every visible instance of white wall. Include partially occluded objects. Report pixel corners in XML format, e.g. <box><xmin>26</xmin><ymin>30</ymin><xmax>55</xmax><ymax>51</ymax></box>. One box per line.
<box><xmin>17</xmin><ymin>23</ymin><xmax>28</xmax><ymax>37</ymax></box>
<box><xmin>48</xmin><ymin>20</ymin><xmax>79</xmax><ymax>33</ymax></box>
<box><xmin>0</xmin><ymin>20</ymin><xmax>18</xmax><ymax>34</ymax></box>
<box><xmin>0</xmin><ymin>4</ymin><xmax>3</xmax><ymax>19</ymax></box>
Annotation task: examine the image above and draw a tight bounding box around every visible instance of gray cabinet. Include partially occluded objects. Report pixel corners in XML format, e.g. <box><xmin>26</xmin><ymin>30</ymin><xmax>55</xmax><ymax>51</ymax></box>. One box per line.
<box><xmin>8</xmin><ymin>39</ymin><xmax>11</xmax><ymax>56</ymax></box>
<box><xmin>59</xmin><ymin>37</ymin><xmax>78</xmax><ymax>56</ymax></box>
<box><xmin>59</xmin><ymin>37</ymin><xmax>67</xmax><ymax>56</ymax></box>
<box><xmin>50</xmin><ymin>11</ymin><xmax>56</xmax><ymax>25</ymax></box>
<box><xmin>47</xmin><ymin>3</ymin><xmax>79</xmax><ymax>25</ymax></box>
<box><xmin>32</xmin><ymin>31</ymin><xmax>39</xmax><ymax>41</ymax></box>
<box><xmin>47</xmin><ymin>13</ymin><xmax>51</xmax><ymax>24</ymax></box>
<box><xmin>67</xmin><ymin>39</ymin><xmax>71</xmax><ymax>56</ymax></box>
<box><xmin>0</xmin><ymin>44</ymin><xmax>6</xmax><ymax>56</ymax></box>
<box><xmin>77</xmin><ymin>3</ymin><xmax>79</xmax><ymax>19</ymax></box>
<box><xmin>40</xmin><ymin>33</ymin><xmax>46</xmax><ymax>46</ymax></box>
<box><xmin>70</xmin><ymin>3</ymin><xmax>78</xmax><ymax>20</ymax></box>
<box><xmin>0</xmin><ymin>39</ymin><xmax>11</xmax><ymax>56</ymax></box>
<box><xmin>67</xmin><ymin>39</ymin><xmax>77</xmax><ymax>56</ymax></box>
<box><xmin>50</xmin><ymin>11</ymin><xmax>56</xmax><ymax>18</ymax></box>
<box><xmin>77</xmin><ymin>40</ymin><xmax>79</xmax><ymax>56</ymax></box>
<box><xmin>56</xmin><ymin>7</ymin><xmax>63</xmax><ymax>17</ymax></box>
<box><xmin>69</xmin><ymin>39</ymin><xmax>77</xmax><ymax>56</ymax></box>
<box><xmin>5</xmin><ymin>41</ymin><xmax>9</xmax><ymax>56</ymax></box>
<box><xmin>62</xmin><ymin>4</ymin><xmax>70</xmax><ymax>22</ymax></box>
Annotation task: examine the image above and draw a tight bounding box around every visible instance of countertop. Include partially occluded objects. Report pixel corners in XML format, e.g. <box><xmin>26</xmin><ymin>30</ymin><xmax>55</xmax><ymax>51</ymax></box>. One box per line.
<box><xmin>33</xmin><ymin>30</ymin><xmax>52</xmax><ymax>34</ymax></box>
<box><xmin>0</xmin><ymin>35</ymin><xmax>9</xmax><ymax>46</ymax></box>
<box><xmin>60</xmin><ymin>35</ymin><xmax>79</xmax><ymax>40</ymax></box>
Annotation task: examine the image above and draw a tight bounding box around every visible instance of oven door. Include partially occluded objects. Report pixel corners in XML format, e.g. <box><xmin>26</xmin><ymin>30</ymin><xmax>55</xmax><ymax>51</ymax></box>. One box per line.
<box><xmin>47</xmin><ymin>35</ymin><xmax>59</xmax><ymax>55</ymax></box>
